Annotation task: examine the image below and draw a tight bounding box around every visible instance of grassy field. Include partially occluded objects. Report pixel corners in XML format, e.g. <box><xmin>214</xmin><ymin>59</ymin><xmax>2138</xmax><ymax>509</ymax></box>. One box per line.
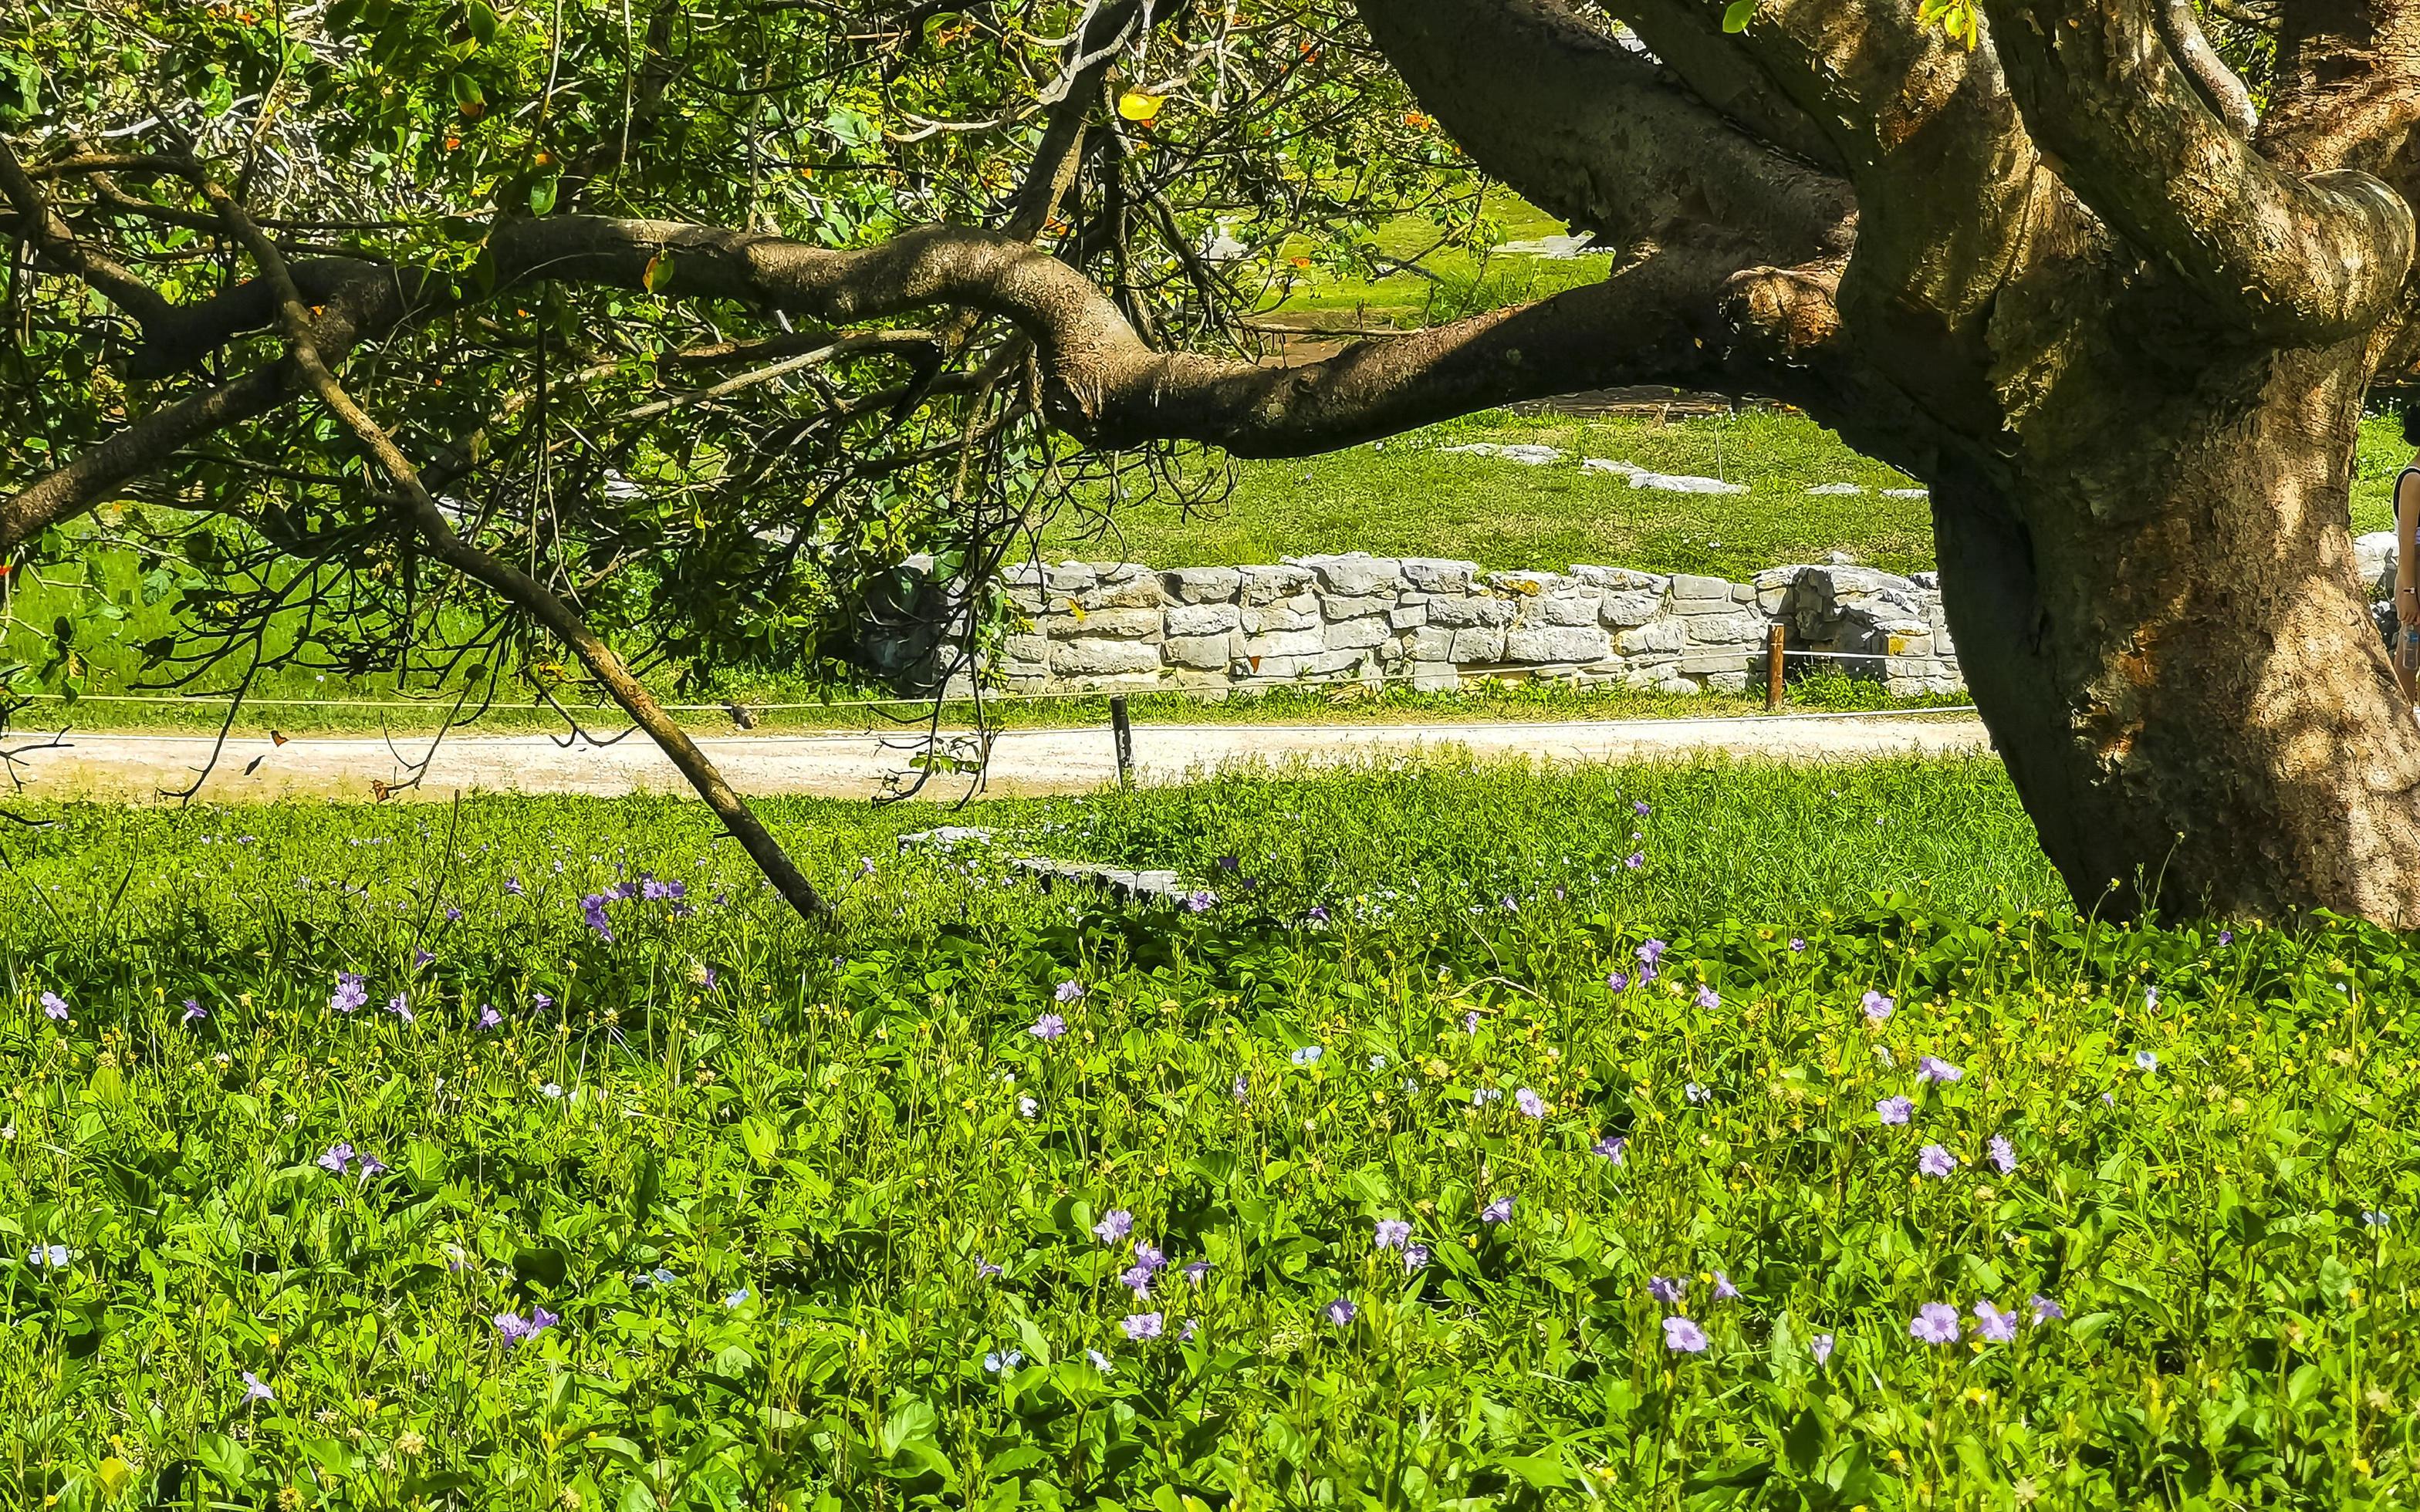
<box><xmin>5</xmin><ymin>757</ymin><xmax>2418</xmax><ymax>1507</ymax></box>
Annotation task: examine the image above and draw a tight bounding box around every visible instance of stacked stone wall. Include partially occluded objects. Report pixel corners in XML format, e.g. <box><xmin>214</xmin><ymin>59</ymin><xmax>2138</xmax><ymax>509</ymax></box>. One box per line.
<box><xmin>961</xmin><ymin>552</ymin><xmax>1964</xmax><ymax>697</ymax></box>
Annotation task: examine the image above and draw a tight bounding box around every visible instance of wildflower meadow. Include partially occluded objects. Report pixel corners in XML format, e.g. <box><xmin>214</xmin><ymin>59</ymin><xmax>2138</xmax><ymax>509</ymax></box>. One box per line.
<box><xmin>2</xmin><ymin>758</ymin><xmax>2415</xmax><ymax>1508</ymax></box>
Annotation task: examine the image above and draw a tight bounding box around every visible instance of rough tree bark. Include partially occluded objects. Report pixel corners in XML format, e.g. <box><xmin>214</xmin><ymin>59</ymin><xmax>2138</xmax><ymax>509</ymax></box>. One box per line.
<box><xmin>15</xmin><ymin>0</ymin><xmax>2420</xmax><ymax>922</ymax></box>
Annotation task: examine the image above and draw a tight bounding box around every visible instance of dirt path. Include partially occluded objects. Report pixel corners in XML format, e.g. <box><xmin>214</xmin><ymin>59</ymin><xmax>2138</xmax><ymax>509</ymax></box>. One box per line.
<box><xmin>15</xmin><ymin>711</ymin><xmax>1992</xmax><ymax>804</ymax></box>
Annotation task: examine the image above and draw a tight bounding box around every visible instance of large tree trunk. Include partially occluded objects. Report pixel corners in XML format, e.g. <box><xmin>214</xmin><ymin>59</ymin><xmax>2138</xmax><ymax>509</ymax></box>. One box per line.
<box><xmin>1932</xmin><ymin>345</ymin><xmax>2420</xmax><ymax>922</ymax></box>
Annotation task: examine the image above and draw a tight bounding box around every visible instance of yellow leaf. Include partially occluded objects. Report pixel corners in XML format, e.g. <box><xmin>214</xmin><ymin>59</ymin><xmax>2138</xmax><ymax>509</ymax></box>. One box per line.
<box><xmin>97</xmin><ymin>1459</ymin><xmax>132</xmax><ymax>1499</ymax></box>
<box><xmin>1116</xmin><ymin>91</ymin><xmax>1164</xmax><ymax>122</ymax></box>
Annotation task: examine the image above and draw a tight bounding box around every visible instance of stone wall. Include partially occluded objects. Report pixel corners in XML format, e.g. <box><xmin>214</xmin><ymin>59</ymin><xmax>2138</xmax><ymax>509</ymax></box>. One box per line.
<box><xmin>975</xmin><ymin>553</ymin><xmax>1963</xmax><ymax>698</ymax></box>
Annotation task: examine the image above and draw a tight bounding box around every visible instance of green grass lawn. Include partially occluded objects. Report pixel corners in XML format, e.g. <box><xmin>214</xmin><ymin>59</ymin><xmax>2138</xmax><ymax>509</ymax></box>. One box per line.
<box><xmin>5</xmin><ymin>758</ymin><xmax>2417</xmax><ymax>1507</ymax></box>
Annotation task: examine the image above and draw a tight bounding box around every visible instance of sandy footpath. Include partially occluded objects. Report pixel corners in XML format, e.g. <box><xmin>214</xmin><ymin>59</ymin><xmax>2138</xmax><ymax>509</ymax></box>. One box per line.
<box><xmin>13</xmin><ymin>712</ymin><xmax>1993</xmax><ymax>804</ymax></box>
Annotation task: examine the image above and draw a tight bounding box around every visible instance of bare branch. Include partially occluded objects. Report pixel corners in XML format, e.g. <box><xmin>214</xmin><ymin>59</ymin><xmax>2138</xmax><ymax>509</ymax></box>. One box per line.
<box><xmin>2157</xmin><ymin>0</ymin><xmax>2261</xmax><ymax>135</ymax></box>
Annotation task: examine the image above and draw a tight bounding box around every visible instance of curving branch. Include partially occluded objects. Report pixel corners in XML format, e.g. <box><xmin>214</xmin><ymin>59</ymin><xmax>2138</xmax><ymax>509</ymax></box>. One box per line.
<box><xmin>2156</xmin><ymin>0</ymin><xmax>2261</xmax><ymax>136</ymax></box>
<box><xmin>1351</xmin><ymin>0</ymin><xmax>1855</xmax><ymax>266</ymax></box>
<box><xmin>1983</xmin><ymin>0</ymin><xmax>2415</xmax><ymax>339</ymax></box>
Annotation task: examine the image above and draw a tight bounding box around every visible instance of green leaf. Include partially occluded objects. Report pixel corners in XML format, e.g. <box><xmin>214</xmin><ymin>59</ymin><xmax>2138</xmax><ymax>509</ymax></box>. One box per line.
<box><xmin>467</xmin><ymin>0</ymin><xmax>499</xmax><ymax>46</ymax></box>
<box><xmin>529</xmin><ymin>175</ymin><xmax>559</xmax><ymax>216</ymax></box>
<box><xmin>643</xmin><ymin>250</ymin><xmax>676</xmax><ymax>294</ymax></box>
<box><xmin>1722</xmin><ymin>0</ymin><xmax>1756</xmax><ymax>29</ymax></box>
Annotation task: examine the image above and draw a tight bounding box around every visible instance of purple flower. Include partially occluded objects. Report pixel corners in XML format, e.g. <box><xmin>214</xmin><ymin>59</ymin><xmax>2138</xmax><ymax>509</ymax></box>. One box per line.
<box><xmin>1789</xmin><ymin>938</ymin><xmax>1807</xmax><ymax>953</ymax></box>
<box><xmin>1375</xmin><ymin>1219</ymin><xmax>1413</xmax><ymax>1250</ymax></box>
<box><xmin>2217</xmin><ymin>930</ymin><xmax>2234</xmax><ymax>946</ymax></box>
<box><xmin>1909</xmin><ymin>1302</ymin><xmax>1961</xmax><ymax>1345</ymax></box>
<box><xmin>2028</xmin><ymin>1293</ymin><xmax>2064</xmax><ymax>1325</ymax></box>
<box><xmin>1648</xmin><ymin>1275</ymin><xmax>1687</xmax><ymax>1304</ymax></box>
<box><xmin>1085</xmin><ymin>1348</ymin><xmax>1114</xmax><ymax>1375</ymax></box>
<box><xmin>1663</xmin><ymin>1316</ymin><xmax>1709</xmax><ymax>1353</ymax></box>
<box><xmin>1324</xmin><ymin>1298</ymin><xmax>1357</xmax><ymax>1328</ymax></box>
<box><xmin>1134</xmin><ymin>1243</ymin><xmax>1166</xmax><ymax>1274</ymax></box>
<box><xmin>533</xmin><ymin>992</ymin><xmax>554</xmax><ymax>1011</ymax></box>
<box><xmin>1606</xmin><ymin>971</ymin><xmax>1630</xmax><ymax>992</ymax></box>
<box><xmin>1054</xmin><ymin>980</ymin><xmax>1085</xmax><ymax>1004</ymax></box>
<box><xmin>1918</xmin><ymin>1144</ymin><xmax>1958</xmax><ymax>1178</ymax></box>
<box><xmin>1231</xmin><ymin>1074</ymin><xmax>1249</xmax><ymax>1105</ymax></box>
<box><xmin>1306</xmin><ymin>905</ymin><xmax>1330</xmax><ymax>923</ymax></box>
<box><xmin>1093</xmin><ymin>1209</ymin><xmax>1134</xmax><ymax>1244</ymax></box>
<box><xmin>330</xmin><ymin>974</ymin><xmax>367</xmax><ymax>1014</ymax></box>
<box><xmin>1861</xmin><ymin>990</ymin><xmax>1894</xmax><ymax>1024</ymax></box>
<box><xmin>316</xmin><ymin>1142</ymin><xmax>355</xmax><ymax>1174</ymax></box>
<box><xmin>2134</xmin><ymin>1049</ymin><xmax>2158</xmax><ymax>1072</ymax></box>
<box><xmin>478</xmin><ymin>1004</ymin><xmax>502</xmax><ymax>1030</ymax></box>
<box><xmin>1694</xmin><ymin>984</ymin><xmax>1721</xmax><ymax>1011</ymax></box>
<box><xmin>1402</xmin><ymin>1244</ymin><xmax>1431</xmax><ymax>1273</ymax></box>
<box><xmin>983</xmin><ymin>1348</ymin><xmax>1022</xmax><ymax>1373</ymax></box>
<box><xmin>493</xmin><ymin>1306</ymin><xmax>559</xmax><ymax>1345</ymax></box>
<box><xmin>1182</xmin><ymin>1259</ymin><xmax>1212</xmax><ymax>1285</ymax></box>
<box><xmin>241</xmin><ymin>1371</ymin><xmax>274</xmax><ymax>1403</ymax></box>
<box><xmin>1180</xmin><ymin>1317</ymin><xmax>1199</xmax><ymax>1342</ymax></box>
<box><xmin>1120</xmin><ymin>1264</ymin><xmax>1154</xmax><ymax>1298</ymax></box>
<box><xmin>1183</xmin><ymin>890</ymin><xmax>1218</xmax><ymax>913</ymax></box>
<box><xmin>1479</xmin><ymin>1196</ymin><xmax>1513</xmax><ymax>1224</ymax></box>
<box><xmin>412</xmin><ymin>947</ymin><xmax>434</xmax><ymax>970</ymax></box>
<box><xmin>579</xmin><ymin>894</ymin><xmax>614</xmax><ymax>943</ymax></box>
<box><xmin>1876</xmin><ymin>1095</ymin><xmax>1914</xmax><ymax>1126</ymax></box>
<box><xmin>1810</xmin><ymin>1332</ymin><xmax>1835</xmax><ymax>1365</ymax></box>
<box><xmin>1625</xmin><ymin>852</ymin><xmax>1644</xmax><ymax>869</ymax></box>
<box><xmin>1988</xmin><ymin>1134</ymin><xmax>2016</xmax><ymax>1173</ymax></box>
<box><xmin>1712</xmin><ymin>1271</ymin><xmax>1740</xmax><ymax>1301</ymax></box>
<box><xmin>2145</xmin><ymin>985</ymin><xmax>2159</xmax><ymax>1011</ymax></box>
<box><xmin>387</xmin><ymin>993</ymin><xmax>413</xmax><ymax>1024</ymax></box>
<box><xmin>357</xmin><ymin>1153</ymin><xmax>387</xmax><ymax>1176</ymax></box>
<box><xmin>505</xmin><ymin>876</ymin><xmax>525</xmax><ymax>896</ymax></box>
<box><xmin>1592</xmin><ymin>1135</ymin><xmax>1627</xmax><ymax>1164</ymax></box>
<box><xmin>1973</xmin><ymin>1301</ymin><xmax>2019</xmax><ymax>1342</ymax></box>
<box><xmin>1515</xmin><ymin>1087</ymin><xmax>1546</xmax><ymax>1119</ymax></box>
<box><xmin>39</xmin><ymin>991</ymin><xmax>68</xmax><ymax>1022</ymax></box>
<box><xmin>975</xmin><ymin>1257</ymin><xmax>1003</xmax><ymax>1280</ymax></box>
<box><xmin>1915</xmin><ymin>1055</ymin><xmax>1963</xmax><ymax>1084</ymax></box>
<box><xmin>1122</xmin><ymin>1311</ymin><xmax>1164</xmax><ymax>1341</ymax></box>
<box><xmin>641</xmin><ymin>878</ymin><xmax>674</xmax><ymax>902</ymax></box>
<box><xmin>1634</xmin><ymin>800</ymin><xmax>1651</xmax><ymax>816</ymax></box>
<box><xmin>1029</xmin><ymin>1012</ymin><xmax>1066</xmax><ymax>1041</ymax></box>
<box><xmin>181</xmin><ymin>999</ymin><xmax>207</xmax><ymax>1026</ymax></box>
<box><xmin>1637</xmin><ymin>939</ymin><xmax>1667</xmax><ymax>967</ymax></box>
<box><xmin>1462</xmin><ymin>1010</ymin><xmax>1480</xmax><ymax>1034</ymax></box>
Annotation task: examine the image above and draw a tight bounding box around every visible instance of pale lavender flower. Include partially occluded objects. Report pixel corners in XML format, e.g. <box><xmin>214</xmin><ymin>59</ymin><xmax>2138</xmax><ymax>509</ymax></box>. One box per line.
<box><xmin>1029</xmin><ymin>1012</ymin><xmax>1066</xmax><ymax>1041</ymax></box>
<box><xmin>1054</xmin><ymin>980</ymin><xmax>1085</xmax><ymax>1004</ymax></box>
<box><xmin>1694</xmin><ymin>984</ymin><xmax>1721</xmax><ymax>1011</ymax></box>
<box><xmin>1403</xmin><ymin>1244</ymin><xmax>1431</xmax><ymax>1273</ymax></box>
<box><xmin>1183</xmin><ymin>890</ymin><xmax>1218</xmax><ymax>913</ymax></box>
<box><xmin>1180</xmin><ymin>1318</ymin><xmax>1199</xmax><ymax>1342</ymax></box>
<box><xmin>241</xmin><ymin>1371</ymin><xmax>274</xmax><ymax>1403</ymax></box>
<box><xmin>1515</xmin><ymin>1087</ymin><xmax>1546</xmax><ymax>1119</ymax></box>
<box><xmin>1324</xmin><ymin>1298</ymin><xmax>1357</xmax><ymax>1328</ymax></box>
<box><xmin>1861</xmin><ymin>990</ymin><xmax>1894</xmax><ymax>1024</ymax></box>
<box><xmin>387</xmin><ymin>993</ymin><xmax>414</xmax><ymax>1024</ymax></box>
<box><xmin>2134</xmin><ymin>1050</ymin><xmax>2158</xmax><ymax>1072</ymax></box>
<box><xmin>2145</xmin><ymin>986</ymin><xmax>2159</xmax><ymax>1011</ymax></box>
<box><xmin>504</xmin><ymin>876</ymin><xmax>525</xmax><ymax>896</ymax></box>
<box><xmin>541</xmin><ymin>1082</ymin><xmax>563</xmax><ymax>1099</ymax></box>
<box><xmin>1638</xmin><ymin>939</ymin><xmax>1668</xmax><ymax>967</ymax></box>
<box><xmin>1810</xmin><ymin>1333</ymin><xmax>1836</xmax><ymax>1365</ymax></box>
<box><xmin>1094</xmin><ymin>1210</ymin><xmax>1134</xmax><ymax>1244</ymax></box>
<box><xmin>316</xmin><ymin>1142</ymin><xmax>355</xmax><ymax>1174</ymax></box>
<box><xmin>1790</xmin><ymin>938</ymin><xmax>1807</xmax><ymax>953</ymax></box>
<box><xmin>1712</xmin><ymin>1271</ymin><xmax>1740</xmax><ymax>1301</ymax></box>
<box><xmin>2217</xmin><ymin>930</ymin><xmax>2234</xmax><ymax>946</ymax></box>
<box><xmin>1592</xmin><ymin>1135</ymin><xmax>1627</xmax><ymax>1163</ymax></box>
<box><xmin>1915</xmin><ymin>1055</ymin><xmax>1963</xmax><ymax>1084</ymax></box>
<box><xmin>975</xmin><ymin>1257</ymin><xmax>1003</xmax><ymax>1280</ymax></box>
<box><xmin>1120</xmin><ymin>1264</ymin><xmax>1154</xmax><ymax>1298</ymax></box>
<box><xmin>533</xmin><ymin>992</ymin><xmax>554</xmax><ymax>1010</ymax></box>
<box><xmin>2363</xmin><ymin>1210</ymin><xmax>2391</xmax><ymax>1227</ymax></box>
<box><xmin>1291</xmin><ymin>1045</ymin><xmax>1323</xmax><ymax>1066</ymax></box>
<box><xmin>412</xmin><ymin>947</ymin><xmax>434</xmax><ymax>969</ymax></box>
<box><xmin>182</xmin><ymin>999</ymin><xmax>207</xmax><ymax>1026</ymax></box>
<box><xmin>1085</xmin><ymin>1348</ymin><xmax>1115</xmax><ymax>1375</ymax></box>
<box><xmin>1375</xmin><ymin>1220</ymin><xmax>1413</xmax><ymax>1250</ymax></box>
<box><xmin>1182</xmin><ymin>1259</ymin><xmax>1212</xmax><ymax>1285</ymax></box>
<box><xmin>39</xmin><ymin>991</ymin><xmax>68</xmax><ymax>1022</ymax></box>
<box><xmin>26</xmin><ymin>1243</ymin><xmax>73</xmax><ymax>1268</ymax></box>
<box><xmin>1918</xmin><ymin>1144</ymin><xmax>1958</xmax><ymax>1178</ymax></box>
<box><xmin>494</xmin><ymin>1305</ymin><xmax>559</xmax><ymax>1346</ymax></box>
<box><xmin>1306</xmin><ymin>905</ymin><xmax>1330</xmax><ymax>924</ymax></box>
<box><xmin>1685</xmin><ymin>1082</ymin><xmax>1709</xmax><ymax>1104</ymax></box>
<box><xmin>983</xmin><ymin>1349</ymin><xmax>1022</xmax><ymax>1373</ymax></box>
<box><xmin>1648</xmin><ymin>1275</ymin><xmax>1686</xmax><ymax>1304</ymax></box>
<box><xmin>579</xmin><ymin>894</ymin><xmax>614</xmax><ymax>943</ymax></box>
<box><xmin>1634</xmin><ymin>800</ymin><xmax>1651</xmax><ymax>816</ymax></box>
<box><xmin>478</xmin><ymin>1005</ymin><xmax>502</xmax><ymax>1030</ymax></box>
<box><xmin>1606</xmin><ymin>971</ymin><xmax>1630</xmax><ymax>992</ymax></box>
<box><xmin>2028</xmin><ymin>1294</ymin><xmax>2064</xmax><ymax>1325</ymax></box>
<box><xmin>357</xmin><ymin>1153</ymin><xmax>387</xmax><ymax>1176</ymax></box>
<box><xmin>1625</xmin><ymin>852</ymin><xmax>1644</xmax><ymax>869</ymax></box>
<box><xmin>1019</xmin><ymin>1095</ymin><xmax>1039</xmax><ymax>1119</ymax></box>
<box><xmin>1231</xmin><ymin>1075</ymin><xmax>1249</xmax><ymax>1106</ymax></box>
<box><xmin>1480</xmin><ymin>1196</ymin><xmax>1513</xmax><ymax>1224</ymax></box>
<box><xmin>1877</xmin><ymin>1095</ymin><xmax>1914</xmax><ymax>1126</ymax></box>
<box><xmin>330</xmin><ymin>974</ymin><xmax>367</xmax><ymax>1014</ymax></box>
<box><xmin>1909</xmin><ymin>1303</ymin><xmax>1960</xmax><ymax>1345</ymax></box>
<box><xmin>1663</xmin><ymin>1316</ymin><xmax>1709</xmax><ymax>1353</ymax></box>
<box><xmin>1134</xmin><ymin>1243</ymin><xmax>1166</xmax><ymax>1274</ymax></box>
<box><xmin>1988</xmin><ymin>1134</ymin><xmax>2017</xmax><ymax>1173</ymax></box>
<box><xmin>1462</xmin><ymin>1010</ymin><xmax>1480</xmax><ymax>1033</ymax></box>
<box><xmin>1973</xmin><ymin>1301</ymin><xmax>2019</xmax><ymax>1342</ymax></box>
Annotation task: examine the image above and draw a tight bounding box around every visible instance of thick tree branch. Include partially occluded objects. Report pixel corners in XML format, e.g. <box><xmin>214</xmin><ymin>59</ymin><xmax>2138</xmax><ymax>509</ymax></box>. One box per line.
<box><xmin>2261</xmin><ymin>0</ymin><xmax>2420</xmax><ymax>171</ymax></box>
<box><xmin>1001</xmin><ymin>0</ymin><xmax>1142</xmax><ymax>241</ymax></box>
<box><xmin>1985</xmin><ymin>0</ymin><xmax>2414</xmax><ymax>338</ymax></box>
<box><xmin>1351</xmin><ymin>0</ymin><xmax>1854</xmax><ymax>267</ymax></box>
<box><xmin>2156</xmin><ymin>0</ymin><xmax>2261</xmax><ymax>135</ymax></box>
<box><xmin>0</xmin><ymin>138</ymin><xmax>174</xmax><ymax>330</ymax></box>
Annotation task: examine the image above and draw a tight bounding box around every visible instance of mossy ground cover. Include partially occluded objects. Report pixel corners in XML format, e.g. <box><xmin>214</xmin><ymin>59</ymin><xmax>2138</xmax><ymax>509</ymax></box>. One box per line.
<box><xmin>4</xmin><ymin>757</ymin><xmax>2417</xmax><ymax>1509</ymax></box>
